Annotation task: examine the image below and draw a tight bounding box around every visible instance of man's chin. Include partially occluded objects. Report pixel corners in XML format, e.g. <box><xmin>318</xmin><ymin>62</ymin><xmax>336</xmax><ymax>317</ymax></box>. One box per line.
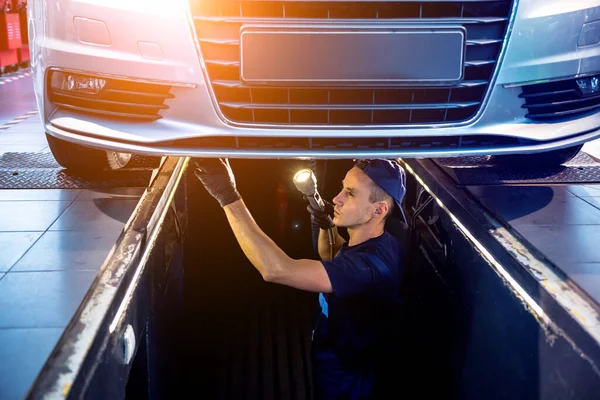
<box><xmin>333</xmin><ymin>216</ymin><xmax>346</xmax><ymax>228</ymax></box>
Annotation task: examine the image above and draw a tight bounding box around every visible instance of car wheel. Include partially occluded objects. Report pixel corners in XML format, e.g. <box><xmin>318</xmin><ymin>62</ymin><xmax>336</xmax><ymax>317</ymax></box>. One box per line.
<box><xmin>46</xmin><ymin>133</ymin><xmax>132</xmax><ymax>172</ymax></box>
<box><xmin>493</xmin><ymin>144</ymin><xmax>583</xmax><ymax>168</ymax></box>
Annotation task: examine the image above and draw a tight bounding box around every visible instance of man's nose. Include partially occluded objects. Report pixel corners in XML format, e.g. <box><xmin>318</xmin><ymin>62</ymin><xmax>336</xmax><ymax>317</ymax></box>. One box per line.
<box><xmin>332</xmin><ymin>193</ymin><xmax>342</xmax><ymax>206</ymax></box>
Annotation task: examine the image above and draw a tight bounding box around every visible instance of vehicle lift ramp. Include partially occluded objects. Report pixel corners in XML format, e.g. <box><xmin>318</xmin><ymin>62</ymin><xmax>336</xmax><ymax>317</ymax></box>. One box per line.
<box><xmin>20</xmin><ymin>155</ymin><xmax>600</xmax><ymax>399</ymax></box>
<box><xmin>399</xmin><ymin>154</ymin><xmax>600</xmax><ymax>399</ymax></box>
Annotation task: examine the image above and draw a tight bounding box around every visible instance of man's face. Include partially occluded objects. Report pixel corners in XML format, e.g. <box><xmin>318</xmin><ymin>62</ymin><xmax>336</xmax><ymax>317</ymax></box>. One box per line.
<box><xmin>332</xmin><ymin>167</ymin><xmax>378</xmax><ymax>229</ymax></box>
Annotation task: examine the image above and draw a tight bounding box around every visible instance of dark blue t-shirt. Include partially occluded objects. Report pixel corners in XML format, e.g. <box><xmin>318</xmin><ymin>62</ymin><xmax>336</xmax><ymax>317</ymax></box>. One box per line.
<box><xmin>314</xmin><ymin>231</ymin><xmax>403</xmax><ymax>369</ymax></box>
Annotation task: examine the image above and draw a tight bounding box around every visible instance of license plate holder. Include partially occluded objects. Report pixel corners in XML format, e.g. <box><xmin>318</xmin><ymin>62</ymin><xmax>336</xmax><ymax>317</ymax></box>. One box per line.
<box><xmin>240</xmin><ymin>26</ymin><xmax>466</xmax><ymax>85</ymax></box>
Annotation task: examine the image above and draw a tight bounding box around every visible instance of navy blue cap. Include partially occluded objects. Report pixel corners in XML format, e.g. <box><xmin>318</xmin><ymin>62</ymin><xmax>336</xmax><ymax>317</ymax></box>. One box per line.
<box><xmin>355</xmin><ymin>159</ymin><xmax>407</xmax><ymax>225</ymax></box>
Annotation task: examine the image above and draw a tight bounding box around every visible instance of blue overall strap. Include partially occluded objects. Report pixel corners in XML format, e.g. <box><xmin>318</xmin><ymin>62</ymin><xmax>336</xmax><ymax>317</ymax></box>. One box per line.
<box><xmin>364</xmin><ymin>254</ymin><xmax>393</xmax><ymax>284</ymax></box>
<box><xmin>319</xmin><ymin>293</ymin><xmax>329</xmax><ymax>317</ymax></box>
<box><xmin>318</xmin><ymin>254</ymin><xmax>391</xmax><ymax>318</ymax></box>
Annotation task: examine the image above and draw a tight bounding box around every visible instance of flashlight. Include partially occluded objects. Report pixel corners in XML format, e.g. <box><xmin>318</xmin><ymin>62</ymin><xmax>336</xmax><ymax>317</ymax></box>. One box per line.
<box><xmin>293</xmin><ymin>168</ymin><xmax>335</xmax><ymax>259</ymax></box>
<box><xmin>293</xmin><ymin>169</ymin><xmax>328</xmax><ymax>215</ymax></box>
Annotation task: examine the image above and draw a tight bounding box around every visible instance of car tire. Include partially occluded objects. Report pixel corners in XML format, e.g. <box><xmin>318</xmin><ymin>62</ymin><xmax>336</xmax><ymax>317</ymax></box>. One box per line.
<box><xmin>46</xmin><ymin>133</ymin><xmax>132</xmax><ymax>172</ymax></box>
<box><xmin>493</xmin><ymin>144</ymin><xmax>583</xmax><ymax>168</ymax></box>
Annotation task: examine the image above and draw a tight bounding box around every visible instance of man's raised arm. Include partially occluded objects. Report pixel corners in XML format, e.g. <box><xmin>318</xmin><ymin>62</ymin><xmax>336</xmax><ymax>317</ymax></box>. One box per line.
<box><xmin>193</xmin><ymin>158</ymin><xmax>333</xmax><ymax>293</ymax></box>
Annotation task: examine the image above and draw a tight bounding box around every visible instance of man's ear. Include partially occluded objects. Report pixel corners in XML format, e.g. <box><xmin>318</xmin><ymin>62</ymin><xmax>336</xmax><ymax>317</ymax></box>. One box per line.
<box><xmin>374</xmin><ymin>202</ymin><xmax>389</xmax><ymax>217</ymax></box>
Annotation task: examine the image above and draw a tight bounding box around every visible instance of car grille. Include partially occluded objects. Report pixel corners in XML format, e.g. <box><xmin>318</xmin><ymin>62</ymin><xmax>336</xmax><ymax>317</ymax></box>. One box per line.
<box><xmin>48</xmin><ymin>73</ymin><xmax>173</xmax><ymax>122</ymax></box>
<box><xmin>189</xmin><ymin>0</ymin><xmax>513</xmax><ymax>126</ymax></box>
<box><xmin>520</xmin><ymin>77</ymin><xmax>600</xmax><ymax>121</ymax></box>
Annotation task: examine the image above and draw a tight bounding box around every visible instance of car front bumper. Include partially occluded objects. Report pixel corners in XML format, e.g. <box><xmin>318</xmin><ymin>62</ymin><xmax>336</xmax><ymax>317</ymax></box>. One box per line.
<box><xmin>29</xmin><ymin>0</ymin><xmax>600</xmax><ymax>158</ymax></box>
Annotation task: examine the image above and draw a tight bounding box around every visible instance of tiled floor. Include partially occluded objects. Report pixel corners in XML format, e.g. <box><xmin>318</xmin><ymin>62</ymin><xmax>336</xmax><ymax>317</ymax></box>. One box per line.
<box><xmin>0</xmin><ymin>187</ymin><xmax>143</xmax><ymax>399</ymax></box>
<box><xmin>0</xmin><ymin>328</ymin><xmax>64</xmax><ymax>400</ymax></box>
<box><xmin>0</xmin><ymin>232</ymin><xmax>43</xmax><ymax>272</ymax></box>
<box><xmin>467</xmin><ymin>182</ymin><xmax>600</xmax><ymax>305</ymax></box>
<box><xmin>0</xmin><ymin>117</ymin><xmax>48</xmax><ymax>155</ymax></box>
<box><xmin>0</xmin><ymin>73</ymin><xmax>146</xmax><ymax>400</ymax></box>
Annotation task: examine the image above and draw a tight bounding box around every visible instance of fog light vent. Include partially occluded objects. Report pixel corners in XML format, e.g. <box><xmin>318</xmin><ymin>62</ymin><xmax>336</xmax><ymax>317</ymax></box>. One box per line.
<box><xmin>48</xmin><ymin>70</ymin><xmax>173</xmax><ymax>121</ymax></box>
<box><xmin>576</xmin><ymin>76</ymin><xmax>600</xmax><ymax>97</ymax></box>
<box><xmin>519</xmin><ymin>74</ymin><xmax>600</xmax><ymax>120</ymax></box>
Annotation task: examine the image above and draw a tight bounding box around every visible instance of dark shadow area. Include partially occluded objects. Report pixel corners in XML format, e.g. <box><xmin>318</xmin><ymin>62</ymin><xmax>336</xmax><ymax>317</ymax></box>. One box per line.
<box><xmin>436</xmin><ymin>155</ymin><xmax>566</xmax><ymax>183</ymax></box>
<box><xmin>182</xmin><ymin>159</ymin><xmax>322</xmax><ymax>399</ymax></box>
<box><xmin>89</xmin><ymin>198</ymin><xmax>141</xmax><ymax>224</ymax></box>
<box><xmin>469</xmin><ymin>186</ymin><xmax>556</xmax><ymax>223</ymax></box>
<box><xmin>434</xmin><ymin>152</ymin><xmax>600</xmax><ymax>186</ymax></box>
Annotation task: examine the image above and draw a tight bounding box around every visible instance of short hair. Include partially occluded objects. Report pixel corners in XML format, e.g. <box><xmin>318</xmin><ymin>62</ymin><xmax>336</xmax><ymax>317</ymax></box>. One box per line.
<box><xmin>368</xmin><ymin>182</ymin><xmax>395</xmax><ymax>219</ymax></box>
<box><xmin>354</xmin><ymin>160</ymin><xmax>395</xmax><ymax>220</ymax></box>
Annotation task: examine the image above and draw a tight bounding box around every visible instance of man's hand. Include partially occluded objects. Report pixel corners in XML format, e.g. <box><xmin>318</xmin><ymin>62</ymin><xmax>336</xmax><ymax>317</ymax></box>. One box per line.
<box><xmin>193</xmin><ymin>158</ymin><xmax>241</xmax><ymax>207</ymax></box>
<box><xmin>307</xmin><ymin>199</ymin><xmax>334</xmax><ymax>230</ymax></box>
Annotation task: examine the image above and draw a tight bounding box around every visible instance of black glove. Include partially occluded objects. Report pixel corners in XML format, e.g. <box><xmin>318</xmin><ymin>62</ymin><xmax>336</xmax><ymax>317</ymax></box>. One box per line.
<box><xmin>193</xmin><ymin>158</ymin><xmax>241</xmax><ymax>207</ymax></box>
<box><xmin>307</xmin><ymin>199</ymin><xmax>334</xmax><ymax>230</ymax></box>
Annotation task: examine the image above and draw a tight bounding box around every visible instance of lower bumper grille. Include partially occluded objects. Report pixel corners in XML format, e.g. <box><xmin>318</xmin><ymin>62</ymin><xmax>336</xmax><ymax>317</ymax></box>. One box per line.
<box><xmin>190</xmin><ymin>0</ymin><xmax>513</xmax><ymax>126</ymax></box>
<box><xmin>48</xmin><ymin>71</ymin><xmax>173</xmax><ymax>121</ymax></box>
<box><xmin>160</xmin><ymin>134</ymin><xmax>529</xmax><ymax>152</ymax></box>
<box><xmin>520</xmin><ymin>76</ymin><xmax>600</xmax><ymax>120</ymax></box>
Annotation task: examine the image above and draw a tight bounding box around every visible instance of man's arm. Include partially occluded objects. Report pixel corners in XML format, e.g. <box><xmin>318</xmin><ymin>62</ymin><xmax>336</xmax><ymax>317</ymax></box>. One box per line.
<box><xmin>317</xmin><ymin>227</ymin><xmax>346</xmax><ymax>260</ymax></box>
<box><xmin>224</xmin><ymin>199</ymin><xmax>333</xmax><ymax>293</ymax></box>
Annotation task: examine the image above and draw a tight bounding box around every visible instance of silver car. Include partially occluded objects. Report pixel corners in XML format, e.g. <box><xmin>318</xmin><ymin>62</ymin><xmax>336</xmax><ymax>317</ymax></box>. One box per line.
<box><xmin>29</xmin><ymin>0</ymin><xmax>600</xmax><ymax>171</ymax></box>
